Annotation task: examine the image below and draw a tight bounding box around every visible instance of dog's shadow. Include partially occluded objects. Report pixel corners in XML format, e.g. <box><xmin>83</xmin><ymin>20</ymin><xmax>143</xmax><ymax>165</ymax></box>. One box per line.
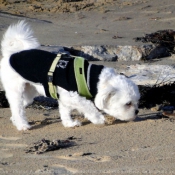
<box><xmin>135</xmin><ymin>112</ymin><xmax>170</xmax><ymax>122</ymax></box>
<box><xmin>104</xmin><ymin>112</ymin><xmax>172</xmax><ymax>126</ymax></box>
<box><xmin>29</xmin><ymin>117</ymin><xmax>61</xmax><ymax>130</ymax></box>
<box><xmin>28</xmin><ymin>112</ymin><xmax>171</xmax><ymax>130</ymax></box>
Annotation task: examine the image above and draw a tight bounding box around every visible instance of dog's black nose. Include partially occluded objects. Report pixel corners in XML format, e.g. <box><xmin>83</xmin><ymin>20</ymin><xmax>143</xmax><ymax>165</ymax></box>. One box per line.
<box><xmin>135</xmin><ymin>109</ymin><xmax>139</xmax><ymax>115</ymax></box>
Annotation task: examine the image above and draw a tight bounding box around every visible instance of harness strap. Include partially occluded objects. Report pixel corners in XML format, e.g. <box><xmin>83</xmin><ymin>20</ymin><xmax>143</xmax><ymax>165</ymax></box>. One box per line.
<box><xmin>74</xmin><ymin>57</ymin><xmax>93</xmax><ymax>99</ymax></box>
<box><xmin>48</xmin><ymin>54</ymin><xmax>61</xmax><ymax>99</ymax></box>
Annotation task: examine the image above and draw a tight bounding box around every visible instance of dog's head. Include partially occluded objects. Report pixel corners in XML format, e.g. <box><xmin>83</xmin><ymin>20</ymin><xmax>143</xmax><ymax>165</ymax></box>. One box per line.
<box><xmin>95</xmin><ymin>68</ymin><xmax>140</xmax><ymax>121</ymax></box>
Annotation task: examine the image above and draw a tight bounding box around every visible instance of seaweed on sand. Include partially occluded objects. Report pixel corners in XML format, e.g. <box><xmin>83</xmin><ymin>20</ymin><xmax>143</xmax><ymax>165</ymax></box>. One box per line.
<box><xmin>139</xmin><ymin>81</ymin><xmax>175</xmax><ymax>109</ymax></box>
<box><xmin>25</xmin><ymin>138</ymin><xmax>75</xmax><ymax>154</ymax></box>
<box><xmin>134</xmin><ymin>29</ymin><xmax>175</xmax><ymax>54</ymax></box>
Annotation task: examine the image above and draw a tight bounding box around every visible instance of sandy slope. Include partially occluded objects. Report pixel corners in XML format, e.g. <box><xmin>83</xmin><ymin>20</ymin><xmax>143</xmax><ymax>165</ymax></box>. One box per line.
<box><xmin>0</xmin><ymin>0</ymin><xmax>175</xmax><ymax>174</ymax></box>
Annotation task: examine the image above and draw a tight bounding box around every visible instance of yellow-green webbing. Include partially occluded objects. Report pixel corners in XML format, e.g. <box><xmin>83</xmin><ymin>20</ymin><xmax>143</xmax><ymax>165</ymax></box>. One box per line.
<box><xmin>74</xmin><ymin>57</ymin><xmax>93</xmax><ymax>99</ymax></box>
<box><xmin>48</xmin><ymin>54</ymin><xmax>61</xmax><ymax>99</ymax></box>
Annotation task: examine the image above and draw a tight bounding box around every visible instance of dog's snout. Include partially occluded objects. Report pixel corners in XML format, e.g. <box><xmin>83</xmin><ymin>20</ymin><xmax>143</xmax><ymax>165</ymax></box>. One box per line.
<box><xmin>135</xmin><ymin>109</ymin><xmax>139</xmax><ymax>115</ymax></box>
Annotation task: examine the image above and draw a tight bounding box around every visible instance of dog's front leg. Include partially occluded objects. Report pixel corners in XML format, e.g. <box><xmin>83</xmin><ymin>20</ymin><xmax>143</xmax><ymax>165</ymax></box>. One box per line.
<box><xmin>68</xmin><ymin>94</ymin><xmax>105</xmax><ymax>125</ymax></box>
<box><xmin>81</xmin><ymin>100</ymin><xmax>105</xmax><ymax>125</ymax></box>
<box><xmin>59</xmin><ymin>101</ymin><xmax>81</xmax><ymax>127</ymax></box>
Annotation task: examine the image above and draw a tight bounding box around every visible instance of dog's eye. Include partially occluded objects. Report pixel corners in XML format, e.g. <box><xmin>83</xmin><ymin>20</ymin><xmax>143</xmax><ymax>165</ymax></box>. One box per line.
<box><xmin>126</xmin><ymin>102</ymin><xmax>132</xmax><ymax>106</ymax></box>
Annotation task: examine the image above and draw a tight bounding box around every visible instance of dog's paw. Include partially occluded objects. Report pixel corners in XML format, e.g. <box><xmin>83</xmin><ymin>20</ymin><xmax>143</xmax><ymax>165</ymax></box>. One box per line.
<box><xmin>10</xmin><ymin>117</ymin><xmax>31</xmax><ymax>131</ymax></box>
<box><xmin>91</xmin><ymin>115</ymin><xmax>105</xmax><ymax>125</ymax></box>
<box><xmin>16</xmin><ymin>123</ymin><xmax>31</xmax><ymax>131</ymax></box>
<box><xmin>62</xmin><ymin>120</ymin><xmax>81</xmax><ymax>128</ymax></box>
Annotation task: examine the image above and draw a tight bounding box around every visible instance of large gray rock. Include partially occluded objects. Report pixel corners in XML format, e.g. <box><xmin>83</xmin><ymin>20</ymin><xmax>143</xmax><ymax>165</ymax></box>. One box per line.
<box><xmin>115</xmin><ymin>45</ymin><xmax>142</xmax><ymax>61</ymax></box>
<box><xmin>71</xmin><ymin>45</ymin><xmax>170</xmax><ymax>61</ymax></box>
<box><xmin>65</xmin><ymin>45</ymin><xmax>142</xmax><ymax>61</ymax></box>
<box><xmin>40</xmin><ymin>44</ymin><xmax>170</xmax><ymax>61</ymax></box>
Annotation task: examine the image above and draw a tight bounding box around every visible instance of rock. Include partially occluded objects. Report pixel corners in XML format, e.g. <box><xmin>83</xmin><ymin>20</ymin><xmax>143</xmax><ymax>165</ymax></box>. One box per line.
<box><xmin>39</xmin><ymin>45</ymin><xmax>68</xmax><ymax>54</ymax></box>
<box><xmin>115</xmin><ymin>45</ymin><xmax>142</xmax><ymax>61</ymax></box>
<box><xmin>119</xmin><ymin>64</ymin><xmax>175</xmax><ymax>85</ymax></box>
<box><xmin>65</xmin><ymin>45</ymin><xmax>141</xmax><ymax>61</ymax></box>
<box><xmin>76</xmin><ymin>45</ymin><xmax>118</xmax><ymax>61</ymax></box>
<box><xmin>76</xmin><ymin>45</ymin><xmax>141</xmax><ymax>61</ymax></box>
<box><xmin>41</xmin><ymin>44</ymin><xmax>170</xmax><ymax>61</ymax></box>
<box><xmin>140</xmin><ymin>45</ymin><xmax>170</xmax><ymax>60</ymax></box>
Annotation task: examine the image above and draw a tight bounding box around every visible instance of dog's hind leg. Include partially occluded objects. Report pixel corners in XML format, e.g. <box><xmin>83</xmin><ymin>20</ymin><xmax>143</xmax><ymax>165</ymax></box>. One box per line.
<box><xmin>4</xmin><ymin>82</ymin><xmax>31</xmax><ymax>131</ymax></box>
<box><xmin>23</xmin><ymin>83</ymin><xmax>39</xmax><ymax>107</ymax></box>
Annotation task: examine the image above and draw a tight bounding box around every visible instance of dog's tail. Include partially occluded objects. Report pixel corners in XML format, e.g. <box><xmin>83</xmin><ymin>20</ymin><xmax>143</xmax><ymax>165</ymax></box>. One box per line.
<box><xmin>1</xmin><ymin>20</ymin><xmax>40</xmax><ymax>58</ymax></box>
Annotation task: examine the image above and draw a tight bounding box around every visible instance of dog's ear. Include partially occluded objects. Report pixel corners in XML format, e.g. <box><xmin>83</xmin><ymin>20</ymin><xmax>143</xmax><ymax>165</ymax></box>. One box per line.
<box><xmin>95</xmin><ymin>87</ymin><xmax>116</xmax><ymax>110</ymax></box>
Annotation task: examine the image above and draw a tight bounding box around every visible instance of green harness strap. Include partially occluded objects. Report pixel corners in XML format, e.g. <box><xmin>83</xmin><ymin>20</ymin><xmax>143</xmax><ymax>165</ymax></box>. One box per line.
<box><xmin>74</xmin><ymin>57</ymin><xmax>93</xmax><ymax>99</ymax></box>
<box><xmin>48</xmin><ymin>55</ymin><xmax>93</xmax><ymax>99</ymax></box>
<box><xmin>48</xmin><ymin>54</ymin><xmax>61</xmax><ymax>99</ymax></box>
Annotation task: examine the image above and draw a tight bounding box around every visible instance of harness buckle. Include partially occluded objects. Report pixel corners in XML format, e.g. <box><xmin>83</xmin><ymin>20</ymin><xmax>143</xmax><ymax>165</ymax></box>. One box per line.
<box><xmin>48</xmin><ymin>74</ymin><xmax>53</xmax><ymax>82</ymax></box>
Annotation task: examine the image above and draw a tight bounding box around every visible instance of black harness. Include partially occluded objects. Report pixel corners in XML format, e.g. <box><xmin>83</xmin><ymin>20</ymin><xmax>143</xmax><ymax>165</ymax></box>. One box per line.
<box><xmin>10</xmin><ymin>49</ymin><xmax>104</xmax><ymax>99</ymax></box>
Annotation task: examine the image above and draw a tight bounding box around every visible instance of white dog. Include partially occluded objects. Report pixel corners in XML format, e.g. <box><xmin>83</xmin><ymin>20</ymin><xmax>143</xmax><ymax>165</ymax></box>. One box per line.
<box><xmin>0</xmin><ymin>21</ymin><xmax>140</xmax><ymax>131</ymax></box>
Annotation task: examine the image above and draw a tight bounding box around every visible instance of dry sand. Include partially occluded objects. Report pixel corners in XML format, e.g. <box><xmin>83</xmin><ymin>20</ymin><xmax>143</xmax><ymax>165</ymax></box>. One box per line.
<box><xmin>0</xmin><ymin>0</ymin><xmax>175</xmax><ymax>174</ymax></box>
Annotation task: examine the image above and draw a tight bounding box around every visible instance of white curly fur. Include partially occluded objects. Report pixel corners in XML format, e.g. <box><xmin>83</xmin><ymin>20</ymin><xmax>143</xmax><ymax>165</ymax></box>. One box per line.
<box><xmin>0</xmin><ymin>21</ymin><xmax>140</xmax><ymax>131</ymax></box>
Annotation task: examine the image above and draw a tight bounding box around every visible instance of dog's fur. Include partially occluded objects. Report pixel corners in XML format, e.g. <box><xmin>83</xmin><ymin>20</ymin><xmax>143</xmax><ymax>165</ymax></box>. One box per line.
<box><xmin>0</xmin><ymin>21</ymin><xmax>140</xmax><ymax>131</ymax></box>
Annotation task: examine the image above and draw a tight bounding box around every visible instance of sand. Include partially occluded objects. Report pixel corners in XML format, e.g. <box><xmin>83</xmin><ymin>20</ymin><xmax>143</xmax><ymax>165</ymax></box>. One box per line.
<box><xmin>0</xmin><ymin>0</ymin><xmax>175</xmax><ymax>174</ymax></box>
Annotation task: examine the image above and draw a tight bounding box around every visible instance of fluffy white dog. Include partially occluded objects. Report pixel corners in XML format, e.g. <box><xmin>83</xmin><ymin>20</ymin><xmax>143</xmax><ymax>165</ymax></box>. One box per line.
<box><xmin>0</xmin><ymin>21</ymin><xmax>140</xmax><ymax>131</ymax></box>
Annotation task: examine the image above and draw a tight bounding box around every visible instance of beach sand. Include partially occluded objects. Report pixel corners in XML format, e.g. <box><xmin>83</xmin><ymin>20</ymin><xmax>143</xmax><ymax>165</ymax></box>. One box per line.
<box><xmin>0</xmin><ymin>0</ymin><xmax>175</xmax><ymax>174</ymax></box>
